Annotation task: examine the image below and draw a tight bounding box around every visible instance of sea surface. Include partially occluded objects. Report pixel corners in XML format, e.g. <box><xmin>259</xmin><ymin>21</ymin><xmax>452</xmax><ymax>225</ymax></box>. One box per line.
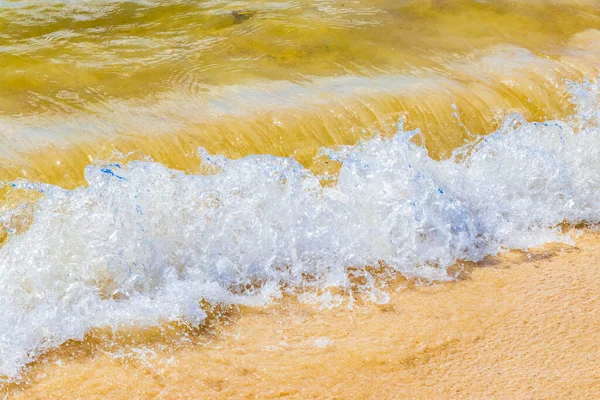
<box><xmin>1</xmin><ymin>0</ymin><xmax>600</xmax><ymax>384</ymax></box>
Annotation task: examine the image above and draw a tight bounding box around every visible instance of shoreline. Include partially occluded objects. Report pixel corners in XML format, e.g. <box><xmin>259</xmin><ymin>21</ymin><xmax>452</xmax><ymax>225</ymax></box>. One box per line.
<box><xmin>1</xmin><ymin>1</ymin><xmax>600</xmax><ymax>399</ymax></box>
<box><xmin>6</xmin><ymin>230</ymin><xmax>600</xmax><ymax>399</ymax></box>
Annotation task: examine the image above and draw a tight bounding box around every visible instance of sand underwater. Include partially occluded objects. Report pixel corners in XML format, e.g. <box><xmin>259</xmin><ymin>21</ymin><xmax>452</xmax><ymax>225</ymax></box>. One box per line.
<box><xmin>1</xmin><ymin>0</ymin><xmax>600</xmax><ymax>398</ymax></box>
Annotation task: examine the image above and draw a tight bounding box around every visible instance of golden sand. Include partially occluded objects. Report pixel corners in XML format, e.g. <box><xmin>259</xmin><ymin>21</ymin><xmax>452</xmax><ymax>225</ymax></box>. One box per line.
<box><xmin>4</xmin><ymin>230</ymin><xmax>600</xmax><ymax>399</ymax></box>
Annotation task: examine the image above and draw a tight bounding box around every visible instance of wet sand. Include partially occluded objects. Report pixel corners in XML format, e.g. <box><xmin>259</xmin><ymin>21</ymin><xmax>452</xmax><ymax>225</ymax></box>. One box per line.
<box><xmin>5</xmin><ymin>229</ymin><xmax>600</xmax><ymax>399</ymax></box>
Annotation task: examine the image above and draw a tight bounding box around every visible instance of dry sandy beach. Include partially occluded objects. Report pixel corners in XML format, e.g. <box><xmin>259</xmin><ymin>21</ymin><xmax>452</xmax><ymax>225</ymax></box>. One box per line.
<box><xmin>5</xmin><ymin>229</ymin><xmax>599</xmax><ymax>399</ymax></box>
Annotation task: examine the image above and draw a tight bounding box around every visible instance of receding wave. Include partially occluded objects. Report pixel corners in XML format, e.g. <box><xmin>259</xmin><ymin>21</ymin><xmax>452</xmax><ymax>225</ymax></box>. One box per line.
<box><xmin>0</xmin><ymin>76</ymin><xmax>598</xmax><ymax>379</ymax></box>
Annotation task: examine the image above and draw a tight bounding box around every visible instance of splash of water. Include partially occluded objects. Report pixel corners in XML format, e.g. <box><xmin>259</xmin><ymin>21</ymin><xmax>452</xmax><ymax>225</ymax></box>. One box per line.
<box><xmin>0</xmin><ymin>77</ymin><xmax>599</xmax><ymax>379</ymax></box>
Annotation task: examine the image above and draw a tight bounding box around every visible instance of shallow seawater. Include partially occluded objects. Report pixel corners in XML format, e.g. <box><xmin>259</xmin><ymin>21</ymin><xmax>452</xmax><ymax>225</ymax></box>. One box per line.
<box><xmin>1</xmin><ymin>0</ymin><xmax>600</xmax><ymax>186</ymax></box>
<box><xmin>1</xmin><ymin>0</ymin><xmax>600</xmax><ymax>387</ymax></box>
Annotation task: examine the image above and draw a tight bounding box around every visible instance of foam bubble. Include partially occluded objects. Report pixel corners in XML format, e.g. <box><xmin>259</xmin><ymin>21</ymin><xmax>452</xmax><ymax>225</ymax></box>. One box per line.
<box><xmin>0</xmin><ymin>77</ymin><xmax>599</xmax><ymax>379</ymax></box>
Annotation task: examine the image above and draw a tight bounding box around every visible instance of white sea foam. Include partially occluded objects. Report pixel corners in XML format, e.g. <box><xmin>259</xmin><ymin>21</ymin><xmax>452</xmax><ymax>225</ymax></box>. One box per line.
<box><xmin>0</xmin><ymin>77</ymin><xmax>599</xmax><ymax>379</ymax></box>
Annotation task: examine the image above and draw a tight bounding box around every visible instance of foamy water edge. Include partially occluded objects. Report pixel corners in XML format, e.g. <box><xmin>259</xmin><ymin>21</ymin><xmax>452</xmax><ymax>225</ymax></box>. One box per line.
<box><xmin>0</xmin><ymin>77</ymin><xmax>599</xmax><ymax>379</ymax></box>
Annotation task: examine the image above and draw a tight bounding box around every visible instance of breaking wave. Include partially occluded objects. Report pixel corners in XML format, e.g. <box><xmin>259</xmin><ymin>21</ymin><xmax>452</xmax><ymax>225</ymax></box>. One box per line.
<box><xmin>0</xmin><ymin>77</ymin><xmax>599</xmax><ymax>379</ymax></box>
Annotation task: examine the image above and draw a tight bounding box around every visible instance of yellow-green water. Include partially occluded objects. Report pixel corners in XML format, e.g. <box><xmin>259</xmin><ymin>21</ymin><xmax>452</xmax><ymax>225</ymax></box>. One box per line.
<box><xmin>0</xmin><ymin>0</ymin><xmax>596</xmax><ymax>115</ymax></box>
<box><xmin>1</xmin><ymin>0</ymin><xmax>599</xmax><ymax>187</ymax></box>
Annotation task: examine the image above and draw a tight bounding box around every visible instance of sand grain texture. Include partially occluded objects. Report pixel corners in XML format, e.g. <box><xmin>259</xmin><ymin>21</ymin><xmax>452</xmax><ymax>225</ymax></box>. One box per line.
<box><xmin>6</xmin><ymin>232</ymin><xmax>600</xmax><ymax>399</ymax></box>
